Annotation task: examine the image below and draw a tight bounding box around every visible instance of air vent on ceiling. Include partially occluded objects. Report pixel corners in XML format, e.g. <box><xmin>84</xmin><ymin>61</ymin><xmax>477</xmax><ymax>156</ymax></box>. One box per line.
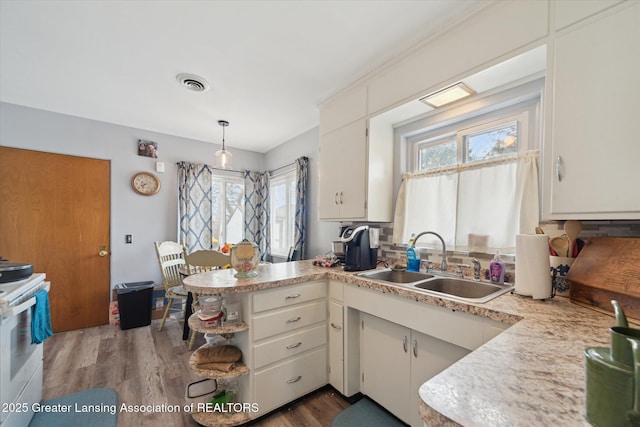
<box><xmin>176</xmin><ymin>73</ymin><xmax>210</xmax><ymax>92</ymax></box>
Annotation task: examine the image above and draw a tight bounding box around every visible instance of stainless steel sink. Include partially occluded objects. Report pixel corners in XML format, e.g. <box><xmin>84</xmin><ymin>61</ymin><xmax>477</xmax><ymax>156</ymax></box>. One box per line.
<box><xmin>413</xmin><ymin>278</ymin><xmax>513</xmax><ymax>302</ymax></box>
<box><xmin>356</xmin><ymin>269</ymin><xmax>433</xmax><ymax>284</ymax></box>
<box><xmin>356</xmin><ymin>269</ymin><xmax>513</xmax><ymax>303</ymax></box>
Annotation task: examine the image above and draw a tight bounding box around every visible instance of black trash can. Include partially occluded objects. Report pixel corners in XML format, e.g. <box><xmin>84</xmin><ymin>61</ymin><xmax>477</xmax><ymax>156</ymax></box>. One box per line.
<box><xmin>115</xmin><ymin>281</ymin><xmax>154</xmax><ymax>330</ymax></box>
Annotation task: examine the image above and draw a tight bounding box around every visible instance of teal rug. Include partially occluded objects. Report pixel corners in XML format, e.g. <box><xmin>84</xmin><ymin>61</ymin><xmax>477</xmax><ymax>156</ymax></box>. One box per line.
<box><xmin>331</xmin><ymin>397</ymin><xmax>407</xmax><ymax>427</ymax></box>
<box><xmin>29</xmin><ymin>388</ymin><xmax>118</xmax><ymax>427</ymax></box>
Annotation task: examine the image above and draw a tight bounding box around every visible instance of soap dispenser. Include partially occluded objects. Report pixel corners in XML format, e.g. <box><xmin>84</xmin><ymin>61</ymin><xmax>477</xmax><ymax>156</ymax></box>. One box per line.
<box><xmin>489</xmin><ymin>251</ymin><xmax>505</xmax><ymax>284</ymax></box>
<box><xmin>406</xmin><ymin>234</ymin><xmax>419</xmax><ymax>272</ymax></box>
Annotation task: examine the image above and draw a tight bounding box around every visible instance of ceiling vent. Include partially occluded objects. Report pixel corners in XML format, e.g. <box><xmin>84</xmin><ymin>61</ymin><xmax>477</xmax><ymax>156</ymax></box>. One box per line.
<box><xmin>176</xmin><ymin>73</ymin><xmax>210</xmax><ymax>92</ymax></box>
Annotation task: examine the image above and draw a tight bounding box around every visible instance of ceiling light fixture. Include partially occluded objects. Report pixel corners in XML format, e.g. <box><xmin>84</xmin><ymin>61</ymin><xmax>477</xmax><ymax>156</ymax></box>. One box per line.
<box><xmin>214</xmin><ymin>120</ymin><xmax>233</xmax><ymax>170</ymax></box>
<box><xmin>419</xmin><ymin>82</ymin><xmax>475</xmax><ymax>108</ymax></box>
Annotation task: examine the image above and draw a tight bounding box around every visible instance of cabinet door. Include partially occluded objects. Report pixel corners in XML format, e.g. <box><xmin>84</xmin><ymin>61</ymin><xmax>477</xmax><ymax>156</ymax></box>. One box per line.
<box><xmin>318</xmin><ymin>120</ymin><xmax>367</xmax><ymax>220</ymax></box>
<box><xmin>328</xmin><ymin>301</ymin><xmax>344</xmax><ymax>393</ymax></box>
<box><xmin>545</xmin><ymin>3</ymin><xmax>640</xmax><ymax>219</ymax></box>
<box><xmin>361</xmin><ymin>313</ymin><xmax>411</xmax><ymax>423</ymax></box>
<box><xmin>554</xmin><ymin>0</ymin><xmax>621</xmax><ymax>30</ymax></box>
<box><xmin>409</xmin><ymin>330</ymin><xmax>470</xmax><ymax>427</ymax></box>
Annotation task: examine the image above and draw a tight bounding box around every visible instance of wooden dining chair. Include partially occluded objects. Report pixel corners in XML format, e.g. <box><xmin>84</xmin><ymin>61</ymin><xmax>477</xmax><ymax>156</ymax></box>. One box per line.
<box><xmin>183</xmin><ymin>249</ymin><xmax>231</xmax><ymax>274</ymax></box>
<box><xmin>154</xmin><ymin>241</ymin><xmax>188</xmax><ymax>331</ymax></box>
<box><xmin>183</xmin><ymin>248</ymin><xmax>231</xmax><ymax>350</ymax></box>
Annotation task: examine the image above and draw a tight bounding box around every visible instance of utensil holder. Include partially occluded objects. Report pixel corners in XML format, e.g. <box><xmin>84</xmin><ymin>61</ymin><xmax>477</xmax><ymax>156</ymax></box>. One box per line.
<box><xmin>550</xmin><ymin>256</ymin><xmax>574</xmax><ymax>297</ymax></box>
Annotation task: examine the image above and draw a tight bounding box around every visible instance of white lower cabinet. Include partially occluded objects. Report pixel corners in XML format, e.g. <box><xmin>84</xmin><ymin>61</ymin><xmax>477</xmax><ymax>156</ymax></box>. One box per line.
<box><xmin>328</xmin><ymin>300</ymin><xmax>344</xmax><ymax>393</ymax></box>
<box><xmin>361</xmin><ymin>313</ymin><xmax>412</xmax><ymax>421</ymax></box>
<box><xmin>254</xmin><ymin>347</ymin><xmax>327</xmax><ymax>414</ymax></box>
<box><xmin>409</xmin><ymin>329</ymin><xmax>470</xmax><ymax>427</ymax></box>
<box><xmin>250</xmin><ymin>281</ymin><xmax>327</xmax><ymax>417</ymax></box>
<box><xmin>361</xmin><ymin>312</ymin><xmax>470</xmax><ymax>427</ymax></box>
<box><xmin>245</xmin><ymin>279</ymin><xmax>510</xmax><ymax>424</ymax></box>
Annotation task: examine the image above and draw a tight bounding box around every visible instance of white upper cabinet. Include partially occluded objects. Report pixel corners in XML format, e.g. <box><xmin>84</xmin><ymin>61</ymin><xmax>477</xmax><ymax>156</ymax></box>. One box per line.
<box><xmin>542</xmin><ymin>2</ymin><xmax>640</xmax><ymax>219</ymax></box>
<box><xmin>319</xmin><ymin>85</ymin><xmax>394</xmax><ymax>222</ymax></box>
<box><xmin>318</xmin><ymin>118</ymin><xmax>393</xmax><ymax>222</ymax></box>
<box><xmin>554</xmin><ymin>0</ymin><xmax>622</xmax><ymax>30</ymax></box>
<box><xmin>367</xmin><ymin>0</ymin><xmax>548</xmax><ymax>115</ymax></box>
<box><xmin>319</xmin><ymin>84</ymin><xmax>367</xmax><ymax>136</ymax></box>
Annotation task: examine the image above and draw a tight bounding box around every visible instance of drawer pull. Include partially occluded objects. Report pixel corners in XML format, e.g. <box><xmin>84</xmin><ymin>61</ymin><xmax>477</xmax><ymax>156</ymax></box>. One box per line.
<box><xmin>286</xmin><ymin>342</ymin><xmax>302</xmax><ymax>349</ymax></box>
<box><xmin>286</xmin><ymin>316</ymin><xmax>302</xmax><ymax>323</ymax></box>
<box><xmin>287</xmin><ymin>375</ymin><xmax>302</xmax><ymax>384</ymax></box>
<box><xmin>330</xmin><ymin>322</ymin><xmax>342</xmax><ymax>330</ymax></box>
<box><xmin>285</xmin><ymin>294</ymin><xmax>301</xmax><ymax>300</ymax></box>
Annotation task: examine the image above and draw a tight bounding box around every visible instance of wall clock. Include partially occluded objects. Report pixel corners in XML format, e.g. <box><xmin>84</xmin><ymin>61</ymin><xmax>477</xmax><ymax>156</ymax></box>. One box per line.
<box><xmin>131</xmin><ymin>171</ymin><xmax>161</xmax><ymax>196</ymax></box>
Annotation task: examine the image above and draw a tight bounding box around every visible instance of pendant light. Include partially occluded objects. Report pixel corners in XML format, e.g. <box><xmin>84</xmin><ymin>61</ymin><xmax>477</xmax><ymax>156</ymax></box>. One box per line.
<box><xmin>214</xmin><ymin>120</ymin><xmax>233</xmax><ymax>170</ymax></box>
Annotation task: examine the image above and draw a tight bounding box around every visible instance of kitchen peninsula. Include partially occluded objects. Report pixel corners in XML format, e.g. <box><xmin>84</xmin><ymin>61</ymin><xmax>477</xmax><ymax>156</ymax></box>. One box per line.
<box><xmin>183</xmin><ymin>260</ymin><xmax>612</xmax><ymax>426</ymax></box>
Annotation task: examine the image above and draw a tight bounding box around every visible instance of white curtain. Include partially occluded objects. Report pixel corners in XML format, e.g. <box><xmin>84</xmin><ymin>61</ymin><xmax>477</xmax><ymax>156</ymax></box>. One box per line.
<box><xmin>393</xmin><ymin>150</ymin><xmax>539</xmax><ymax>252</ymax></box>
<box><xmin>393</xmin><ymin>171</ymin><xmax>458</xmax><ymax>247</ymax></box>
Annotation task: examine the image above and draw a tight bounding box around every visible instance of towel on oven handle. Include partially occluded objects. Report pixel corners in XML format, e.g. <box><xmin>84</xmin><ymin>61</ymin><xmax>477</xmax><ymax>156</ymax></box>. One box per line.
<box><xmin>31</xmin><ymin>289</ymin><xmax>53</xmax><ymax>344</ymax></box>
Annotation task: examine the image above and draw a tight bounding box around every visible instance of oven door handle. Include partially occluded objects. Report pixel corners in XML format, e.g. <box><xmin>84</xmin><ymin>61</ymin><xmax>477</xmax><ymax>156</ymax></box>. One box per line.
<box><xmin>3</xmin><ymin>282</ymin><xmax>50</xmax><ymax>318</ymax></box>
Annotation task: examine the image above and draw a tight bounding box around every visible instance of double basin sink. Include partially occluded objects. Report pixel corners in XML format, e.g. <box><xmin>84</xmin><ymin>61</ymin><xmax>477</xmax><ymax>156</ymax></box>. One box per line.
<box><xmin>356</xmin><ymin>269</ymin><xmax>513</xmax><ymax>303</ymax></box>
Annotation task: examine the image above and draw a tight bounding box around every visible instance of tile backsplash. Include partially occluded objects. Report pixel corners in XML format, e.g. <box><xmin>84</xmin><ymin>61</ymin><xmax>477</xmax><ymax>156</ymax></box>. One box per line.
<box><xmin>375</xmin><ymin>220</ymin><xmax>640</xmax><ymax>282</ymax></box>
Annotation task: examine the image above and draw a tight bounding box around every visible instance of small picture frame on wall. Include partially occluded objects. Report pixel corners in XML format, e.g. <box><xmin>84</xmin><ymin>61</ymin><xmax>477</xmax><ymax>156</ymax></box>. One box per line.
<box><xmin>138</xmin><ymin>139</ymin><xmax>158</xmax><ymax>158</ymax></box>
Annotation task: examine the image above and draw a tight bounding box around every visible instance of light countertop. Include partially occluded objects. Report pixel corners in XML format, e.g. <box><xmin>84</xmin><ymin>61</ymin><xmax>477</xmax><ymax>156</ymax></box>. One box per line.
<box><xmin>183</xmin><ymin>260</ymin><xmax>617</xmax><ymax>426</ymax></box>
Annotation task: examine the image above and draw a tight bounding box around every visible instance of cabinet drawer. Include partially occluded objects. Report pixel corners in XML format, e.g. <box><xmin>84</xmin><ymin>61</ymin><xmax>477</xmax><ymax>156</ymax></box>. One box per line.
<box><xmin>252</xmin><ymin>300</ymin><xmax>326</xmax><ymax>341</ymax></box>
<box><xmin>254</xmin><ymin>347</ymin><xmax>327</xmax><ymax>414</ymax></box>
<box><xmin>253</xmin><ymin>281</ymin><xmax>326</xmax><ymax>313</ymax></box>
<box><xmin>254</xmin><ymin>324</ymin><xmax>327</xmax><ymax>369</ymax></box>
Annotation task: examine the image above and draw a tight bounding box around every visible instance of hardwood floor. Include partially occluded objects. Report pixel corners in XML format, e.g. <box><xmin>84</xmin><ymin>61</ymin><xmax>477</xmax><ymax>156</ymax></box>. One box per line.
<box><xmin>43</xmin><ymin>319</ymin><xmax>351</xmax><ymax>427</ymax></box>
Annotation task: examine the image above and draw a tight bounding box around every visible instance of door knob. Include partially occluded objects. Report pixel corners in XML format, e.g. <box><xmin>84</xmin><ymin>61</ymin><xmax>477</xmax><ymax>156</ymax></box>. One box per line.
<box><xmin>98</xmin><ymin>246</ymin><xmax>109</xmax><ymax>257</ymax></box>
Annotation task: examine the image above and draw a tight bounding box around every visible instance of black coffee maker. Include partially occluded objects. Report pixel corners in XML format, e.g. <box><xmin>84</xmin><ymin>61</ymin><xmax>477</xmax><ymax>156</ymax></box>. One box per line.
<box><xmin>340</xmin><ymin>225</ymin><xmax>379</xmax><ymax>271</ymax></box>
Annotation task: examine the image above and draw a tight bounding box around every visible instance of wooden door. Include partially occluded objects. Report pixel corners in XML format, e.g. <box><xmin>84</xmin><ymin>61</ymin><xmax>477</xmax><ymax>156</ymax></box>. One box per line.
<box><xmin>0</xmin><ymin>147</ymin><xmax>110</xmax><ymax>332</ymax></box>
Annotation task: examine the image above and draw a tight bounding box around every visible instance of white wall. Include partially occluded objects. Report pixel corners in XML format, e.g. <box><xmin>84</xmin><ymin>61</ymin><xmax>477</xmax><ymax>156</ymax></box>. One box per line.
<box><xmin>263</xmin><ymin>127</ymin><xmax>342</xmax><ymax>260</ymax></box>
<box><xmin>0</xmin><ymin>102</ymin><xmax>264</xmax><ymax>288</ymax></box>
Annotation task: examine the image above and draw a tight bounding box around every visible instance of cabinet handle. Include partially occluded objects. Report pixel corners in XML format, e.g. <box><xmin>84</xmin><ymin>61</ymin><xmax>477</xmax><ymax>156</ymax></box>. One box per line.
<box><xmin>285</xmin><ymin>294</ymin><xmax>301</xmax><ymax>300</ymax></box>
<box><xmin>413</xmin><ymin>339</ymin><xmax>418</xmax><ymax>358</ymax></box>
<box><xmin>334</xmin><ymin>192</ymin><xmax>339</xmax><ymax>205</ymax></box>
<box><xmin>339</xmin><ymin>191</ymin><xmax>344</xmax><ymax>205</ymax></box>
<box><xmin>287</xmin><ymin>375</ymin><xmax>302</xmax><ymax>384</ymax></box>
<box><xmin>286</xmin><ymin>342</ymin><xmax>302</xmax><ymax>349</ymax></box>
<box><xmin>286</xmin><ymin>316</ymin><xmax>301</xmax><ymax>324</ymax></box>
<box><xmin>331</xmin><ymin>322</ymin><xmax>342</xmax><ymax>330</ymax></box>
<box><xmin>403</xmin><ymin>335</ymin><xmax>408</xmax><ymax>353</ymax></box>
<box><xmin>556</xmin><ymin>156</ymin><xmax>563</xmax><ymax>182</ymax></box>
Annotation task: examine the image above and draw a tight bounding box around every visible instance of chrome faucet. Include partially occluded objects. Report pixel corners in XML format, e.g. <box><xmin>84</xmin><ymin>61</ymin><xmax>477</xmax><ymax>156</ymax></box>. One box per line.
<box><xmin>411</xmin><ymin>231</ymin><xmax>447</xmax><ymax>273</ymax></box>
<box><xmin>472</xmin><ymin>258</ymin><xmax>482</xmax><ymax>281</ymax></box>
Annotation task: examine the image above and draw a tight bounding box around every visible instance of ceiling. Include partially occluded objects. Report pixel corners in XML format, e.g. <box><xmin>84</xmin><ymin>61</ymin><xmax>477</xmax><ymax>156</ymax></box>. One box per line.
<box><xmin>0</xmin><ymin>0</ymin><xmax>484</xmax><ymax>153</ymax></box>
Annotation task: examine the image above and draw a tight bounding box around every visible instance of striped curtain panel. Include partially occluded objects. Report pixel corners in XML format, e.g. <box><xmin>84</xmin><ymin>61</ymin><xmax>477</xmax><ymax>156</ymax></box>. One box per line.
<box><xmin>177</xmin><ymin>161</ymin><xmax>213</xmax><ymax>252</ymax></box>
<box><xmin>244</xmin><ymin>171</ymin><xmax>270</xmax><ymax>261</ymax></box>
<box><xmin>294</xmin><ymin>156</ymin><xmax>309</xmax><ymax>259</ymax></box>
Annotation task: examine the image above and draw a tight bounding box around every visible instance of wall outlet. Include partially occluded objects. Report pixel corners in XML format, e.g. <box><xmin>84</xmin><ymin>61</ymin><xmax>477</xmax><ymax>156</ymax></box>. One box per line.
<box><xmin>125</xmin><ymin>234</ymin><xmax>132</xmax><ymax>244</ymax></box>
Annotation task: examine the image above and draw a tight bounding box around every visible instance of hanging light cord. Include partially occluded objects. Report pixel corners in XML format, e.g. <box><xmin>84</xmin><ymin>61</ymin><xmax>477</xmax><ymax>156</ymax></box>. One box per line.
<box><xmin>218</xmin><ymin>120</ymin><xmax>229</xmax><ymax>150</ymax></box>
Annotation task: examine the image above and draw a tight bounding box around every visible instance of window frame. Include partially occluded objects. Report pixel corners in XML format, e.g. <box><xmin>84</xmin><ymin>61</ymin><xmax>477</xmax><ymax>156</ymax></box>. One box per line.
<box><xmin>397</xmin><ymin>79</ymin><xmax>543</xmax><ymax>253</ymax></box>
<box><xmin>410</xmin><ymin>109</ymin><xmax>530</xmax><ymax>173</ymax></box>
<box><xmin>211</xmin><ymin>172</ymin><xmax>245</xmax><ymax>246</ymax></box>
<box><xmin>269</xmin><ymin>168</ymin><xmax>297</xmax><ymax>258</ymax></box>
